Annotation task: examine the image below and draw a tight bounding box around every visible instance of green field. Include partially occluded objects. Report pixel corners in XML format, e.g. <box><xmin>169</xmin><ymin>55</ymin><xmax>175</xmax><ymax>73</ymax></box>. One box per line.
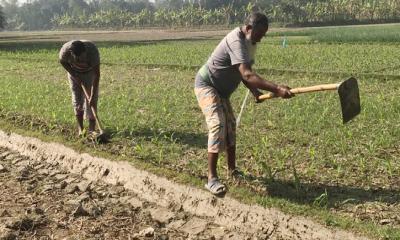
<box><xmin>1</xmin><ymin>25</ymin><xmax>400</xmax><ymax>239</ymax></box>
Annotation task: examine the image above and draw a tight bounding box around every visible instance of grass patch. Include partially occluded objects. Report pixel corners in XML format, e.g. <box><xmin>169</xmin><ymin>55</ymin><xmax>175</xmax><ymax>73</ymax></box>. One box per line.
<box><xmin>269</xmin><ymin>23</ymin><xmax>400</xmax><ymax>43</ymax></box>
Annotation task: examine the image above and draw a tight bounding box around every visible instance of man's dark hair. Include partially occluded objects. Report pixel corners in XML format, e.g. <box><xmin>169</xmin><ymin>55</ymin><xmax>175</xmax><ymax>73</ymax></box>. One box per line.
<box><xmin>70</xmin><ymin>40</ymin><xmax>86</xmax><ymax>56</ymax></box>
<box><xmin>244</xmin><ymin>12</ymin><xmax>269</xmax><ymax>30</ymax></box>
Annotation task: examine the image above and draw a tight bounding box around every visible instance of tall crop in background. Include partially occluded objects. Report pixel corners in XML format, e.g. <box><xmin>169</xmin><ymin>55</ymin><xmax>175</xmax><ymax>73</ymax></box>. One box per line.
<box><xmin>0</xmin><ymin>5</ymin><xmax>5</xmax><ymax>29</ymax></box>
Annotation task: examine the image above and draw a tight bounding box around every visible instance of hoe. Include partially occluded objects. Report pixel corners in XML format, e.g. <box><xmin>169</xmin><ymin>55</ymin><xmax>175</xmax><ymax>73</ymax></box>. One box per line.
<box><xmin>258</xmin><ymin>77</ymin><xmax>361</xmax><ymax>123</ymax></box>
<box><xmin>80</xmin><ymin>84</ymin><xmax>109</xmax><ymax>143</ymax></box>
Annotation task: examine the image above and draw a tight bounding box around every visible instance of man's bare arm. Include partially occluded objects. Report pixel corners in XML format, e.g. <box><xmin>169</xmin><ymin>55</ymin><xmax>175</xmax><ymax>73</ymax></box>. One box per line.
<box><xmin>238</xmin><ymin>63</ymin><xmax>293</xmax><ymax>99</ymax></box>
<box><xmin>90</xmin><ymin>64</ymin><xmax>100</xmax><ymax>105</ymax></box>
<box><xmin>60</xmin><ymin>60</ymin><xmax>75</xmax><ymax>76</ymax></box>
<box><xmin>59</xmin><ymin>60</ymin><xmax>83</xmax><ymax>86</ymax></box>
<box><xmin>241</xmin><ymin>80</ymin><xmax>264</xmax><ymax>102</ymax></box>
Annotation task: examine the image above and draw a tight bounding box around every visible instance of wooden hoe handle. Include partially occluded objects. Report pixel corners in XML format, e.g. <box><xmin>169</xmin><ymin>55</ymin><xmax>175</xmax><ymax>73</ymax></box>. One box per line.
<box><xmin>80</xmin><ymin>84</ymin><xmax>104</xmax><ymax>133</ymax></box>
<box><xmin>258</xmin><ymin>83</ymin><xmax>339</xmax><ymax>100</ymax></box>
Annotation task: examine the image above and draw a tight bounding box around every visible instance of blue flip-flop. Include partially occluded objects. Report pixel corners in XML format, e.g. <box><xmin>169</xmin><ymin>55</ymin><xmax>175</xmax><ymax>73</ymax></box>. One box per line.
<box><xmin>205</xmin><ymin>178</ymin><xmax>226</xmax><ymax>196</ymax></box>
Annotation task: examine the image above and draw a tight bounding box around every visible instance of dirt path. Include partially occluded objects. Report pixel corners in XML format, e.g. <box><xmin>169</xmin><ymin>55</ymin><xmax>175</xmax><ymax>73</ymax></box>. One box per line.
<box><xmin>0</xmin><ymin>146</ymin><xmax>213</xmax><ymax>239</ymax></box>
<box><xmin>0</xmin><ymin>146</ymin><xmax>248</xmax><ymax>240</ymax></box>
<box><xmin>0</xmin><ymin>130</ymin><xmax>369</xmax><ymax>240</ymax></box>
<box><xmin>0</xmin><ymin>29</ymin><xmax>228</xmax><ymax>43</ymax></box>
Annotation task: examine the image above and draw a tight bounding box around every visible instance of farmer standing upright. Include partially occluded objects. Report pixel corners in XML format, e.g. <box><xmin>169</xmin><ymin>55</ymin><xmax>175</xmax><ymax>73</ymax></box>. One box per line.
<box><xmin>59</xmin><ymin>40</ymin><xmax>100</xmax><ymax>136</ymax></box>
<box><xmin>194</xmin><ymin>12</ymin><xmax>294</xmax><ymax>196</ymax></box>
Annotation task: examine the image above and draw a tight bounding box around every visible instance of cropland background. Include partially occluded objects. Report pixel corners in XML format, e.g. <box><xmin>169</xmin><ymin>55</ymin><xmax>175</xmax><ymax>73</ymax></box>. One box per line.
<box><xmin>1</xmin><ymin>23</ymin><xmax>400</xmax><ymax>239</ymax></box>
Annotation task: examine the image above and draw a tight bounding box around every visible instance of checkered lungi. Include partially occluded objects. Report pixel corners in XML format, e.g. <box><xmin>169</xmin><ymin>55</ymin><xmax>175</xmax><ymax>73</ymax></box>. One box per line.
<box><xmin>194</xmin><ymin>65</ymin><xmax>236</xmax><ymax>153</ymax></box>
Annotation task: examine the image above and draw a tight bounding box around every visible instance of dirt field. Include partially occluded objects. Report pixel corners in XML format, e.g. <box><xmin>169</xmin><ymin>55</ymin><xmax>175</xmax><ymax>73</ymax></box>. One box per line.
<box><xmin>0</xmin><ymin>29</ymin><xmax>228</xmax><ymax>43</ymax></box>
<box><xmin>0</xmin><ymin>26</ymin><xmax>305</xmax><ymax>43</ymax></box>
<box><xmin>0</xmin><ymin>130</ymin><xmax>369</xmax><ymax>240</ymax></box>
<box><xmin>0</xmin><ymin>146</ymin><xmax>249</xmax><ymax>240</ymax></box>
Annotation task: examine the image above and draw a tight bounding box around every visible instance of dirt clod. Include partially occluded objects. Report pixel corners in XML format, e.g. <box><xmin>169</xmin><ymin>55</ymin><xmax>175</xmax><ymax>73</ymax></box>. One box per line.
<box><xmin>139</xmin><ymin>227</ymin><xmax>155</xmax><ymax>237</ymax></box>
<box><xmin>0</xmin><ymin>231</ymin><xmax>17</xmax><ymax>240</ymax></box>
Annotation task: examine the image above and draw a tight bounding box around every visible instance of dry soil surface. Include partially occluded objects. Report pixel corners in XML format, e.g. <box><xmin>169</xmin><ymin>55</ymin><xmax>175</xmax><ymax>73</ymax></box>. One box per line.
<box><xmin>0</xmin><ymin>146</ymin><xmax>250</xmax><ymax>240</ymax></box>
<box><xmin>0</xmin><ymin>131</ymin><xmax>369</xmax><ymax>240</ymax></box>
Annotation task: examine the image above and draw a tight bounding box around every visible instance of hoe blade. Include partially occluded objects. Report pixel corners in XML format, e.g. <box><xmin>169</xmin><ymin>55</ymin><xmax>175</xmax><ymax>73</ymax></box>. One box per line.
<box><xmin>338</xmin><ymin>77</ymin><xmax>361</xmax><ymax>124</ymax></box>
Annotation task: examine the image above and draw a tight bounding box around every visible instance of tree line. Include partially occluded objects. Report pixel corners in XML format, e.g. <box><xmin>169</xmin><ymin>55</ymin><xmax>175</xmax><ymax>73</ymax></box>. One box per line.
<box><xmin>0</xmin><ymin>0</ymin><xmax>399</xmax><ymax>30</ymax></box>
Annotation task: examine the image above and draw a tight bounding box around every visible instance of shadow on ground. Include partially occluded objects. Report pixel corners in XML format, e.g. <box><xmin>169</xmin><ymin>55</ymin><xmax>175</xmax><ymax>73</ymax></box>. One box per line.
<box><xmin>244</xmin><ymin>174</ymin><xmax>400</xmax><ymax>207</ymax></box>
<box><xmin>107</xmin><ymin>127</ymin><xmax>207</xmax><ymax>149</ymax></box>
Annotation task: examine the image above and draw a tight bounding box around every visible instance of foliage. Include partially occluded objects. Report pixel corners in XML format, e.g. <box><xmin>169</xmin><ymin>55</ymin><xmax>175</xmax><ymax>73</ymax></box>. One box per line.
<box><xmin>267</xmin><ymin>0</ymin><xmax>400</xmax><ymax>25</ymax></box>
<box><xmin>52</xmin><ymin>5</ymin><xmax>237</xmax><ymax>28</ymax></box>
<box><xmin>0</xmin><ymin>5</ymin><xmax>5</xmax><ymax>29</ymax></box>
<box><xmin>1</xmin><ymin>0</ymin><xmax>400</xmax><ymax>30</ymax></box>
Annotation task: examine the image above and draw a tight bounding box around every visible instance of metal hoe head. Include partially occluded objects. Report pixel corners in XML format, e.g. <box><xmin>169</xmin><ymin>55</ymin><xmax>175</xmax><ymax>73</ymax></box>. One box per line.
<box><xmin>338</xmin><ymin>77</ymin><xmax>361</xmax><ymax>124</ymax></box>
<box><xmin>90</xmin><ymin>131</ymin><xmax>110</xmax><ymax>144</ymax></box>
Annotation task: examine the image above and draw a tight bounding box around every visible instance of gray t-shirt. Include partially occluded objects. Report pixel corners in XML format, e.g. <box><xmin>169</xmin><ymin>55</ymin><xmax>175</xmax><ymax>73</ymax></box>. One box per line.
<box><xmin>195</xmin><ymin>27</ymin><xmax>254</xmax><ymax>98</ymax></box>
<box><xmin>59</xmin><ymin>40</ymin><xmax>100</xmax><ymax>73</ymax></box>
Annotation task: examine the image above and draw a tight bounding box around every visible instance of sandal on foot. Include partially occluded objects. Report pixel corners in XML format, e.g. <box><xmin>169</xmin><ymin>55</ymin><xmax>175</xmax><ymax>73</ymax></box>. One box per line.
<box><xmin>229</xmin><ymin>169</ymin><xmax>245</xmax><ymax>180</ymax></box>
<box><xmin>205</xmin><ymin>178</ymin><xmax>226</xmax><ymax>196</ymax></box>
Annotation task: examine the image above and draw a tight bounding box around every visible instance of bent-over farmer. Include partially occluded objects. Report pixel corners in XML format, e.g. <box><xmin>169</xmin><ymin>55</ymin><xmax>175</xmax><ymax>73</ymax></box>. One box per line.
<box><xmin>194</xmin><ymin>12</ymin><xmax>294</xmax><ymax>196</ymax></box>
<box><xmin>59</xmin><ymin>40</ymin><xmax>100</xmax><ymax>136</ymax></box>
